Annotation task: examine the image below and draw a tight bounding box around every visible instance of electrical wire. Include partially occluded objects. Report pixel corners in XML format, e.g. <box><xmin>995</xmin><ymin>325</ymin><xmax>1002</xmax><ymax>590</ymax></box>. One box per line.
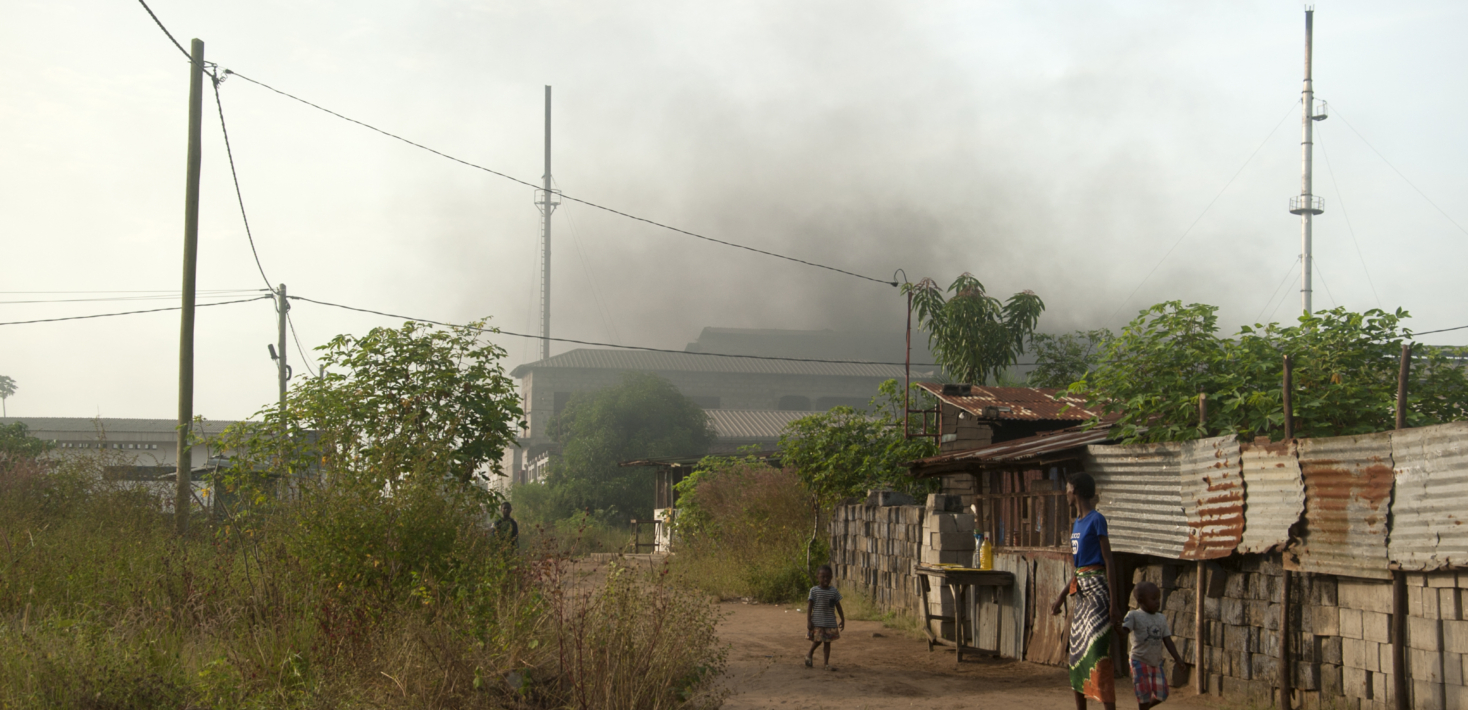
<box><xmin>0</xmin><ymin>295</ymin><xmax>273</xmax><ymax>326</ymax></box>
<box><xmin>134</xmin><ymin>0</ymin><xmax>191</xmax><ymax>62</ymax></box>
<box><xmin>555</xmin><ymin>176</ymin><xmax>623</xmax><ymax>345</ymax></box>
<box><xmin>1416</xmin><ymin>324</ymin><xmax>1468</xmax><ymax>337</ymax></box>
<box><xmin>286</xmin><ymin>294</ymin><xmax>961</xmax><ymax>368</ymax></box>
<box><xmin>1314</xmin><ymin>259</ymin><xmax>1337</xmax><ymax>309</ymax></box>
<box><xmin>1267</xmin><ymin>271</ymin><xmax>1302</xmax><ymax>323</ymax></box>
<box><xmin>1316</xmin><ymin>125</ymin><xmax>1382</xmax><ymax>309</ymax></box>
<box><xmin>1108</xmin><ymin>99</ymin><xmax>1300</xmax><ymax>321</ymax></box>
<box><xmin>212</xmin><ymin>73</ymin><xmax>275</xmax><ymax>291</ymax></box>
<box><xmin>0</xmin><ymin>291</ymin><xmax>266</xmax><ymax>305</ymax></box>
<box><xmin>1334</xmin><ymin>107</ymin><xmax>1468</xmax><ymax>239</ymax></box>
<box><xmin>286</xmin><ymin>312</ymin><xmax>319</xmax><ymax>378</ymax></box>
<box><xmin>221</xmin><ymin>69</ymin><xmax>898</xmax><ymax>288</ymax></box>
<box><xmin>1255</xmin><ymin>255</ymin><xmax>1301</xmax><ymax>323</ymax></box>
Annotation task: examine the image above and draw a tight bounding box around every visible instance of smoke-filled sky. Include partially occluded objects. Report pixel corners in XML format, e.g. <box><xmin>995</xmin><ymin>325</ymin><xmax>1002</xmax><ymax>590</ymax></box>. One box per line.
<box><xmin>3</xmin><ymin>0</ymin><xmax>1466</xmax><ymax>419</ymax></box>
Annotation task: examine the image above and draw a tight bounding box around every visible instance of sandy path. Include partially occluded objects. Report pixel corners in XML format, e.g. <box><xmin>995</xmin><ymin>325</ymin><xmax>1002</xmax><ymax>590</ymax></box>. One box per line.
<box><xmin>715</xmin><ymin>600</ymin><xmax>1229</xmax><ymax>710</ymax></box>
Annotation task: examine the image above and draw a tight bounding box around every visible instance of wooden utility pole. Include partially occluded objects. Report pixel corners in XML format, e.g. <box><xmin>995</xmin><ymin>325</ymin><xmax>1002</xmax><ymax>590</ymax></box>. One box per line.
<box><xmin>174</xmin><ymin>38</ymin><xmax>205</xmax><ymax>535</ymax></box>
<box><xmin>1392</xmin><ymin>343</ymin><xmax>1412</xmax><ymax>710</ymax></box>
<box><xmin>1278</xmin><ymin>356</ymin><xmax>1295</xmax><ymax>709</ymax></box>
<box><xmin>1195</xmin><ymin>391</ymin><xmax>1208</xmax><ymax>695</ymax></box>
<box><xmin>276</xmin><ymin>284</ymin><xmax>289</xmax><ymax>416</ymax></box>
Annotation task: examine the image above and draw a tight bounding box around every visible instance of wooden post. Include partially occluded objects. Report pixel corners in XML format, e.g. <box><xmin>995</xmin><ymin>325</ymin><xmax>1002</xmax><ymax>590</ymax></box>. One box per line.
<box><xmin>1195</xmin><ymin>391</ymin><xmax>1208</xmax><ymax>694</ymax></box>
<box><xmin>174</xmin><ymin>38</ymin><xmax>206</xmax><ymax>535</ymax></box>
<box><xmin>1393</xmin><ymin>342</ymin><xmax>1411</xmax><ymax>710</ymax></box>
<box><xmin>1279</xmin><ymin>358</ymin><xmax>1293</xmax><ymax>709</ymax></box>
<box><xmin>1282</xmin><ymin>355</ymin><xmax>1294</xmax><ymax>441</ymax></box>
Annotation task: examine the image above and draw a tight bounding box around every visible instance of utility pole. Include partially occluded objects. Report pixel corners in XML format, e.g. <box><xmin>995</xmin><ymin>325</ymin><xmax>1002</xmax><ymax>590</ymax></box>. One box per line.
<box><xmin>276</xmin><ymin>284</ymin><xmax>289</xmax><ymax>416</ymax></box>
<box><xmin>535</xmin><ymin>85</ymin><xmax>558</xmax><ymax>362</ymax></box>
<box><xmin>1290</xmin><ymin>8</ymin><xmax>1327</xmax><ymax>315</ymax></box>
<box><xmin>175</xmin><ymin>38</ymin><xmax>206</xmax><ymax>535</ymax></box>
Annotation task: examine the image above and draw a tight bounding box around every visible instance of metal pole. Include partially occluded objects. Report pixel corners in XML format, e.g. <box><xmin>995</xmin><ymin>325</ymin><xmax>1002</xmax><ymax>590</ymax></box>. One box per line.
<box><xmin>1195</xmin><ymin>391</ymin><xmax>1208</xmax><ymax>694</ymax></box>
<box><xmin>174</xmin><ymin>38</ymin><xmax>205</xmax><ymax>535</ymax></box>
<box><xmin>1300</xmin><ymin>9</ymin><xmax>1315</xmax><ymax>316</ymax></box>
<box><xmin>1392</xmin><ymin>342</ymin><xmax>1411</xmax><ymax>710</ymax></box>
<box><xmin>1282</xmin><ymin>355</ymin><xmax>1294</xmax><ymax>441</ymax></box>
<box><xmin>276</xmin><ymin>284</ymin><xmax>288</xmax><ymax>417</ymax></box>
<box><xmin>539</xmin><ymin>86</ymin><xmax>553</xmax><ymax>362</ymax></box>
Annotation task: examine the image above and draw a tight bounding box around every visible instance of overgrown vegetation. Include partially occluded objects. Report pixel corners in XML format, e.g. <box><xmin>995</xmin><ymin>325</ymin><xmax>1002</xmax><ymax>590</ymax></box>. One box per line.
<box><xmin>671</xmin><ymin>456</ymin><xmax>817</xmax><ymax>603</ymax></box>
<box><xmin>1026</xmin><ymin>329</ymin><xmax>1113</xmax><ymax>388</ymax></box>
<box><xmin>0</xmin><ymin>320</ymin><xmax>725</xmax><ymax>709</ymax></box>
<box><xmin>1071</xmin><ymin>302</ymin><xmax>1468</xmax><ymax>443</ymax></box>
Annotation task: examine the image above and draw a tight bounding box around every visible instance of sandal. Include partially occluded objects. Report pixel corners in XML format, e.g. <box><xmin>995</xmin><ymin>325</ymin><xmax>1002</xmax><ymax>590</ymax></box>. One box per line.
<box><xmin>804</xmin><ymin>657</ymin><xmax>813</xmax><ymax>668</ymax></box>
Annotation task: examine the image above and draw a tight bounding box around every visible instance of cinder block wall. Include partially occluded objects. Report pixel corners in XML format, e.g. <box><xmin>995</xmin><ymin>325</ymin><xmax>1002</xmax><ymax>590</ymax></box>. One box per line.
<box><xmin>1130</xmin><ymin>555</ymin><xmax>1467</xmax><ymax>709</ymax></box>
<box><xmin>828</xmin><ymin>503</ymin><xmax>924</xmax><ymax>614</ymax></box>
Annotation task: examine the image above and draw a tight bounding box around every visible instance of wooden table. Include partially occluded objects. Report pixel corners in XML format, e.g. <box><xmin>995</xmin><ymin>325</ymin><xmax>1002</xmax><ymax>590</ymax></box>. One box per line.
<box><xmin>913</xmin><ymin>563</ymin><xmax>1015</xmax><ymax>665</ymax></box>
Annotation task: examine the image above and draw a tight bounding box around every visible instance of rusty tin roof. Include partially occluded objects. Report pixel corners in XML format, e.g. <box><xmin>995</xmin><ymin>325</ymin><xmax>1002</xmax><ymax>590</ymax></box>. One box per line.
<box><xmin>1388</xmin><ymin>421</ymin><xmax>1468</xmax><ymax>571</ymax></box>
<box><xmin>1236</xmin><ymin>438</ymin><xmax>1306</xmax><ymax>554</ymax></box>
<box><xmin>1178</xmin><ymin>436</ymin><xmax>1246</xmax><ymax>560</ymax></box>
<box><xmin>1083</xmin><ymin>441</ymin><xmax>1189</xmax><ymax>558</ymax></box>
<box><xmin>915</xmin><ymin>383</ymin><xmax>1105</xmax><ymax>422</ymax></box>
<box><xmin>905</xmin><ymin>424</ymin><xmax>1115</xmax><ymax>476</ymax></box>
<box><xmin>1286</xmin><ymin>431</ymin><xmax>1396</xmax><ymax>580</ymax></box>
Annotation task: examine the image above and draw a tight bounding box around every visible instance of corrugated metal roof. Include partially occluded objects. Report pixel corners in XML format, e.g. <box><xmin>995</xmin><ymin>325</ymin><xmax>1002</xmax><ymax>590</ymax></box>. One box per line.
<box><xmin>1286</xmin><ymin>431</ymin><xmax>1395</xmax><ymax>580</ymax></box>
<box><xmin>914</xmin><ymin>382</ymin><xmax>1104</xmax><ymax>422</ymax></box>
<box><xmin>1083</xmin><ymin>442</ymin><xmax>1189</xmax><ymax>558</ymax></box>
<box><xmin>510</xmin><ymin>348</ymin><xmax>923</xmax><ymax>379</ymax></box>
<box><xmin>1237</xmin><ymin>438</ymin><xmax>1305</xmax><ymax>554</ymax></box>
<box><xmin>905</xmin><ymin>424</ymin><xmax>1114</xmax><ymax>476</ymax></box>
<box><xmin>1178</xmin><ymin>436</ymin><xmax>1245</xmax><ymax>560</ymax></box>
<box><xmin>1</xmin><ymin>417</ymin><xmax>237</xmax><ymax>438</ymax></box>
<box><xmin>1389</xmin><ymin>422</ymin><xmax>1468</xmax><ymax>571</ymax></box>
<box><xmin>706</xmin><ymin>410</ymin><xmax>811</xmax><ymax>442</ymax></box>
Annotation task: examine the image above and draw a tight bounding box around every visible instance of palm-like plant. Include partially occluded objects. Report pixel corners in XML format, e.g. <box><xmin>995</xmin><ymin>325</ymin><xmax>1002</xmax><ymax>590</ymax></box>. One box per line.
<box><xmin>903</xmin><ymin>274</ymin><xmax>1044</xmax><ymax>385</ymax></box>
<box><xmin>0</xmin><ymin>375</ymin><xmax>15</xmax><ymax>417</ymax></box>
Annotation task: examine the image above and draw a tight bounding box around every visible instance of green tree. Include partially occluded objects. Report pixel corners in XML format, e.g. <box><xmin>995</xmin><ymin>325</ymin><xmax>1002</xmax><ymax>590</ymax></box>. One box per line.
<box><xmin>1027</xmin><ymin>329</ymin><xmax>1114</xmax><ymax>388</ymax></box>
<box><xmin>0</xmin><ymin>421</ymin><xmax>50</xmax><ymax>458</ymax></box>
<box><xmin>777</xmin><ymin>379</ymin><xmax>938</xmax><ymax>506</ymax></box>
<box><xmin>518</xmin><ymin>372</ymin><xmax>715</xmax><ymax>523</ymax></box>
<box><xmin>0</xmin><ymin>375</ymin><xmax>15</xmax><ymax>417</ymax></box>
<box><xmin>1070</xmin><ymin>302</ymin><xmax>1468</xmax><ymax>444</ymax></box>
<box><xmin>903</xmin><ymin>274</ymin><xmax>1044</xmax><ymax>385</ymax></box>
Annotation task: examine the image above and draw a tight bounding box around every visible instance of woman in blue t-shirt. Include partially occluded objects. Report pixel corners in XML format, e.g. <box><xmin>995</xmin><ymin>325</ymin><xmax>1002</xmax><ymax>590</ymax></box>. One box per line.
<box><xmin>1049</xmin><ymin>472</ymin><xmax>1121</xmax><ymax>709</ymax></box>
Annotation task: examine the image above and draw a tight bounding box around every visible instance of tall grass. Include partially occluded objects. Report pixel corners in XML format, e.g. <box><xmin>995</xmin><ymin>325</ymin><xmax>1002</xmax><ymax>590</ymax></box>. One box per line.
<box><xmin>670</xmin><ymin>459</ymin><xmax>822</xmax><ymax>603</ymax></box>
<box><xmin>0</xmin><ymin>450</ymin><xmax>724</xmax><ymax>709</ymax></box>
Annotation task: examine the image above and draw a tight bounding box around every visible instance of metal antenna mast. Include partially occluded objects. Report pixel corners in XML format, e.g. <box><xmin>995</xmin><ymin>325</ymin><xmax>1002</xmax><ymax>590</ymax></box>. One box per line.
<box><xmin>1290</xmin><ymin>8</ymin><xmax>1327</xmax><ymax>315</ymax></box>
<box><xmin>535</xmin><ymin>86</ymin><xmax>559</xmax><ymax>361</ymax></box>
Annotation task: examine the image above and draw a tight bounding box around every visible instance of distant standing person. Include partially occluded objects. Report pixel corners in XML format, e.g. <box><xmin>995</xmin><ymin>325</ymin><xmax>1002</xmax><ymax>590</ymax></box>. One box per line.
<box><xmin>1122</xmin><ymin>581</ymin><xmax>1191</xmax><ymax>709</ymax></box>
<box><xmin>1051</xmin><ymin>472</ymin><xmax>1121</xmax><ymax>709</ymax></box>
<box><xmin>493</xmin><ymin>501</ymin><xmax>519</xmax><ymax>549</ymax></box>
<box><xmin>805</xmin><ymin>564</ymin><xmax>845</xmax><ymax>671</ymax></box>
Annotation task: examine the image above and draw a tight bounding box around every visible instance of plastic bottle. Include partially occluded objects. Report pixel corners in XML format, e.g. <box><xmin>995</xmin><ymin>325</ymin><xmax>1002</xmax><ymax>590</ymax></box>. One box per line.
<box><xmin>979</xmin><ymin>533</ymin><xmax>994</xmax><ymax>571</ymax></box>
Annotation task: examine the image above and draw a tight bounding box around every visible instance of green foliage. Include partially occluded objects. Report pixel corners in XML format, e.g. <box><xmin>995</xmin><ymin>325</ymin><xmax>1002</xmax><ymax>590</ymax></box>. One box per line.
<box><xmin>1070</xmin><ymin>302</ymin><xmax>1468</xmax><ymax>444</ymax></box>
<box><xmin>1028</xmin><ymin>329</ymin><xmax>1114</xmax><ymax>389</ymax></box>
<box><xmin>0</xmin><ymin>421</ymin><xmax>50</xmax><ymax>458</ymax></box>
<box><xmin>903</xmin><ymin>273</ymin><xmax>1045</xmax><ymax>385</ymax></box>
<box><xmin>777</xmin><ymin>379</ymin><xmax>937</xmax><ymax>506</ymax></box>
<box><xmin>519</xmin><ymin>373</ymin><xmax>714</xmax><ymax>523</ymax></box>
<box><xmin>0</xmin><ymin>375</ymin><xmax>15</xmax><ymax>415</ymax></box>
<box><xmin>672</xmin><ymin>456</ymin><xmax>818</xmax><ymax>602</ymax></box>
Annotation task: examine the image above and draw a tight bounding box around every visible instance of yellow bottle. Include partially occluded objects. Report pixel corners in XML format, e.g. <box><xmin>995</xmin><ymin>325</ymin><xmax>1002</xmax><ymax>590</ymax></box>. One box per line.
<box><xmin>979</xmin><ymin>533</ymin><xmax>994</xmax><ymax>571</ymax></box>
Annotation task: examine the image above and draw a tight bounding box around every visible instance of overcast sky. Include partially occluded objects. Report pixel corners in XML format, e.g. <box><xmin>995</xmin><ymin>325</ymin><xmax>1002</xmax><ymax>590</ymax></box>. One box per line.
<box><xmin>3</xmin><ymin>0</ymin><xmax>1466</xmax><ymax>420</ymax></box>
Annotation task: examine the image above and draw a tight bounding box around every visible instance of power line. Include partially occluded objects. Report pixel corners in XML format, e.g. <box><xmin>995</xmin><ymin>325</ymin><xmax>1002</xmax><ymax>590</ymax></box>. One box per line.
<box><xmin>134</xmin><ymin>0</ymin><xmax>190</xmax><ymax>62</ymax></box>
<box><xmin>211</xmin><ymin>73</ymin><xmax>274</xmax><ymax>291</ymax></box>
<box><xmin>1108</xmin><ymin>100</ymin><xmax>1300</xmax><ymax>321</ymax></box>
<box><xmin>1255</xmin><ymin>255</ymin><xmax>1301</xmax><ymax>323</ymax></box>
<box><xmin>1334</xmin><ymin>107</ymin><xmax>1468</xmax><ymax>239</ymax></box>
<box><xmin>220</xmin><ymin>69</ymin><xmax>899</xmax><ymax>288</ymax></box>
<box><xmin>286</xmin><ymin>294</ymin><xmax>960</xmax><ymax>368</ymax></box>
<box><xmin>286</xmin><ymin>312</ymin><xmax>319</xmax><ymax>378</ymax></box>
<box><xmin>1414</xmin><ymin>324</ymin><xmax>1468</xmax><ymax>337</ymax></box>
<box><xmin>0</xmin><ymin>295</ymin><xmax>273</xmax><ymax>326</ymax></box>
<box><xmin>1316</xmin><ymin>124</ymin><xmax>1382</xmax><ymax>309</ymax></box>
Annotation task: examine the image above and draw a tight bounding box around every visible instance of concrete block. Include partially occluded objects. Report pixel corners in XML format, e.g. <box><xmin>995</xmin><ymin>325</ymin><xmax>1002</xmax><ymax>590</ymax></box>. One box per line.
<box><xmin>1408</xmin><ymin>616</ymin><xmax>1442</xmax><ymax>652</ymax></box>
<box><xmin>925</xmin><ymin>494</ymin><xmax>963</xmax><ymax>512</ymax></box>
<box><xmin>1362</xmin><ymin>611</ymin><xmax>1391</xmax><ymax>643</ymax></box>
<box><xmin>1444</xmin><ymin>619</ymin><xmax>1468</xmax><ymax>654</ymax></box>
<box><xmin>1314</xmin><ymin>605</ymin><xmax>1341</xmax><ymax>636</ymax></box>
<box><xmin>1313</xmin><ymin>575</ymin><xmax>1339</xmax><ymax>607</ymax></box>
<box><xmin>1409</xmin><ymin>585</ymin><xmax>1425</xmax><ymax>618</ymax></box>
<box><xmin>1252</xmin><ymin>652</ymin><xmax>1278</xmax><ymax>683</ymax></box>
<box><xmin>1379</xmin><ymin>643</ymin><xmax>1394</xmax><ymax>676</ymax></box>
<box><xmin>1410</xmin><ymin>648</ymin><xmax>1444</xmax><ymax>683</ymax></box>
<box><xmin>1321</xmin><ymin>635</ymin><xmax>1344</xmax><ymax>665</ymax></box>
<box><xmin>1226</xmin><ymin>572</ymin><xmax>1250</xmax><ymax>599</ymax></box>
<box><xmin>1223</xmin><ymin>598</ymin><xmax>1245</xmax><ymax>625</ymax></box>
<box><xmin>1204</xmin><ymin>595</ymin><xmax>1221</xmax><ymax>622</ymax></box>
<box><xmin>928</xmin><ymin>532</ymin><xmax>976</xmax><ymax>550</ymax></box>
<box><xmin>1344</xmin><ymin>665</ymin><xmax>1372</xmax><ymax>699</ymax></box>
<box><xmin>1422</xmin><ymin>586</ymin><xmax>1442</xmax><ymax>620</ymax></box>
<box><xmin>1443</xmin><ymin>651</ymin><xmax>1463</xmax><ymax>686</ymax></box>
<box><xmin>1250</xmin><ymin>573</ymin><xmax>1272</xmax><ymax>601</ymax></box>
<box><xmin>1246</xmin><ymin>599</ymin><xmax>1269</xmax><ymax>626</ymax></box>
<box><xmin>920</xmin><ymin>548</ymin><xmax>971</xmax><ymax>565</ymax></box>
<box><xmin>1344</xmin><ymin>638</ymin><xmax>1377</xmax><ymax>671</ymax></box>
<box><xmin>1407</xmin><ymin>572</ymin><xmax>1429</xmax><ymax>587</ymax></box>
<box><xmin>1442</xmin><ymin>588</ymin><xmax>1462</xmax><ymax>622</ymax></box>
<box><xmin>1372</xmin><ymin>671</ymin><xmax>1394</xmax><ymax>704</ymax></box>
<box><xmin>1236</xmin><ymin>648</ymin><xmax>1253</xmax><ymax>680</ymax></box>
<box><xmin>1341</xmin><ymin>580</ymin><xmax>1393</xmax><ymax>614</ymax></box>
<box><xmin>1226</xmin><ymin>624</ymin><xmax>1252</xmax><ymax>653</ymax></box>
<box><xmin>1341</xmin><ymin>607</ymin><xmax>1365</xmax><ymax>639</ymax></box>
<box><xmin>1297</xmin><ymin>660</ymin><xmax>1321</xmax><ymax>690</ymax></box>
<box><xmin>1411</xmin><ymin>680</ymin><xmax>1444</xmax><ymax>710</ymax></box>
<box><xmin>1448</xmin><ymin>685</ymin><xmax>1468</xmax><ymax>710</ymax></box>
<box><xmin>1320</xmin><ymin>662</ymin><xmax>1344</xmax><ymax>697</ymax></box>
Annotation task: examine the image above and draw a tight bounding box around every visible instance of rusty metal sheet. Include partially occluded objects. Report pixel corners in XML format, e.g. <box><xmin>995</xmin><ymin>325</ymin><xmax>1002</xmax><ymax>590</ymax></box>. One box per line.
<box><xmin>1179</xmin><ymin>436</ymin><xmax>1245</xmax><ymax>560</ymax></box>
<box><xmin>1389</xmin><ymin>422</ymin><xmax>1468</xmax><ymax>571</ymax></box>
<box><xmin>1286</xmin><ymin>431</ymin><xmax>1395</xmax><ymax>580</ymax></box>
<box><xmin>906</xmin><ymin>423</ymin><xmax>1115</xmax><ymax>477</ymax></box>
<box><xmin>915</xmin><ymin>382</ymin><xmax>1105</xmax><ymax>422</ymax></box>
<box><xmin>1082</xmin><ymin>442</ymin><xmax>1188</xmax><ymax>558</ymax></box>
<box><xmin>1025</xmin><ymin>555</ymin><xmax>1071</xmax><ymax>666</ymax></box>
<box><xmin>993</xmin><ymin>552</ymin><xmax>1029</xmax><ymax>659</ymax></box>
<box><xmin>1237</xmin><ymin>438</ymin><xmax>1305</xmax><ymax>554</ymax></box>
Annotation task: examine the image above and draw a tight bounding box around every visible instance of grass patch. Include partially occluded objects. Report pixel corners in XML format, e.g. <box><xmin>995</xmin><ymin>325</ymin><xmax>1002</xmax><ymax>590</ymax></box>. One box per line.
<box><xmin>840</xmin><ymin>588</ymin><xmax>926</xmax><ymax>638</ymax></box>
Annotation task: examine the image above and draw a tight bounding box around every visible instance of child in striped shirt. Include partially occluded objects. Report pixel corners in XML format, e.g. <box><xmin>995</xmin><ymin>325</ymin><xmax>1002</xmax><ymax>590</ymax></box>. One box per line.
<box><xmin>805</xmin><ymin>564</ymin><xmax>845</xmax><ymax>671</ymax></box>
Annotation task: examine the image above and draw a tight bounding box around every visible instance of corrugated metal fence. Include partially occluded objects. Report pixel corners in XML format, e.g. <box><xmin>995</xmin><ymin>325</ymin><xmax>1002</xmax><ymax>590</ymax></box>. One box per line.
<box><xmin>1079</xmin><ymin>422</ymin><xmax>1468</xmax><ymax>575</ymax></box>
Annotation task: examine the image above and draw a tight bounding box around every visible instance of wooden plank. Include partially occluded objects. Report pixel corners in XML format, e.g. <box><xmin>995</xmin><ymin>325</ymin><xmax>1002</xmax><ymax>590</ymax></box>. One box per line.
<box><xmin>1025</xmin><ymin>556</ymin><xmax>1070</xmax><ymax>666</ymax></box>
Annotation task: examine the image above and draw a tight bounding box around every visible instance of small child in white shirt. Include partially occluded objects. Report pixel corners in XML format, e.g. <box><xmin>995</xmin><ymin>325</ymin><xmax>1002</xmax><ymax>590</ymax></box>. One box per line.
<box><xmin>1121</xmin><ymin>582</ymin><xmax>1191</xmax><ymax>709</ymax></box>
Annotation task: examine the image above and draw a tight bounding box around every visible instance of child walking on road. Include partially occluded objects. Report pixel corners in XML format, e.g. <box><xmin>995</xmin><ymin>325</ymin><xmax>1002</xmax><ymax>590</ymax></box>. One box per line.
<box><xmin>805</xmin><ymin>564</ymin><xmax>845</xmax><ymax>671</ymax></box>
<box><xmin>1122</xmin><ymin>581</ymin><xmax>1191</xmax><ymax>709</ymax></box>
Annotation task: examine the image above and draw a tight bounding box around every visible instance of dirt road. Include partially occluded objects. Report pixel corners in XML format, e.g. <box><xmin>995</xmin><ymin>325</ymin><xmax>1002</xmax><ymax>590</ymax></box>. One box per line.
<box><xmin>715</xmin><ymin>601</ymin><xmax>1228</xmax><ymax>710</ymax></box>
